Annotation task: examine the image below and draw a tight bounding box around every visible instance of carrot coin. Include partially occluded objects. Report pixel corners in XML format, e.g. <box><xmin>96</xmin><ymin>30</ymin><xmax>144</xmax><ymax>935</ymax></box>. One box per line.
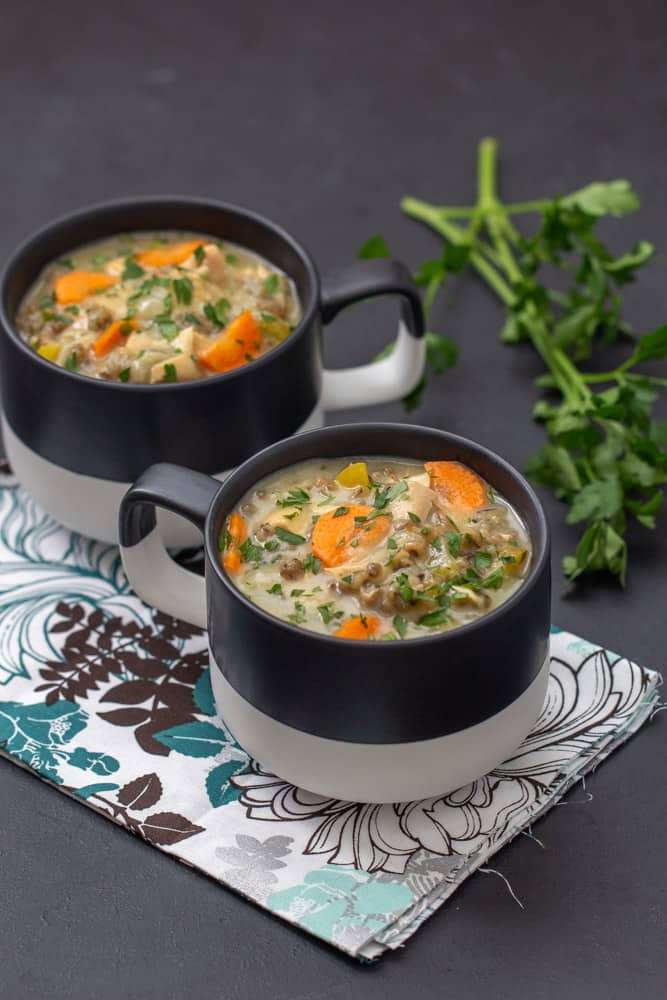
<box><xmin>228</xmin><ymin>513</ymin><xmax>247</xmax><ymax>547</ymax></box>
<box><xmin>424</xmin><ymin>461</ymin><xmax>488</xmax><ymax>511</ymax></box>
<box><xmin>198</xmin><ymin>310</ymin><xmax>262</xmax><ymax>373</ymax></box>
<box><xmin>136</xmin><ymin>240</ymin><xmax>205</xmax><ymax>268</ymax></box>
<box><xmin>92</xmin><ymin>318</ymin><xmax>138</xmax><ymax>358</ymax></box>
<box><xmin>311</xmin><ymin>504</ymin><xmax>391</xmax><ymax>568</ymax></box>
<box><xmin>223</xmin><ymin>548</ymin><xmax>241</xmax><ymax>573</ymax></box>
<box><xmin>55</xmin><ymin>270</ymin><xmax>116</xmax><ymax>305</ymax></box>
<box><xmin>335</xmin><ymin>615</ymin><xmax>380</xmax><ymax>640</ymax></box>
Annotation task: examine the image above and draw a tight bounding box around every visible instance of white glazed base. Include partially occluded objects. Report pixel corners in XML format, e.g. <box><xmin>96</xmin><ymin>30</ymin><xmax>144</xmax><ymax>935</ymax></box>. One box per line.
<box><xmin>2</xmin><ymin>404</ymin><xmax>324</xmax><ymax>546</ymax></box>
<box><xmin>209</xmin><ymin>652</ymin><xmax>551</xmax><ymax>803</ymax></box>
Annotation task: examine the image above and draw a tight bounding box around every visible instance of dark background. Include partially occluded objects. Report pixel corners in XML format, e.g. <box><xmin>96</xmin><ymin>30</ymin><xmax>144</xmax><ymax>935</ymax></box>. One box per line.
<box><xmin>0</xmin><ymin>1</ymin><xmax>665</xmax><ymax>997</ymax></box>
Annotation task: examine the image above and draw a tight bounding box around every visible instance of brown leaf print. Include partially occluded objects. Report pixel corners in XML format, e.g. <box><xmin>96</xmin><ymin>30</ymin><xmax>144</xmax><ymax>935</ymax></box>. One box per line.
<box><xmin>98</xmin><ymin>707</ymin><xmax>151</xmax><ymax>726</ymax></box>
<box><xmin>117</xmin><ymin>773</ymin><xmax>163</xmax><ymax>810</ymax></box>
<box><xmin>39</xmin><ymin>601</ymin><xmax>208</xmax><ymax>756</ymax></box>
<box><xmin>100</xmin><ymin>680</ymin><xmax>158</xmax><ymax>705</ymax></box>
<box><xmin>141</xmin><ymin>812</ymin><xmax>205</xmax><ymax>845</ymax></box>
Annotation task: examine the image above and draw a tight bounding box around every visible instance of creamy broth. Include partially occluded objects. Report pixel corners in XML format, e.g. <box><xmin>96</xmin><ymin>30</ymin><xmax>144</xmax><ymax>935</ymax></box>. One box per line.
<box><xmin>221</xmin><ymin>456</ymin><xmax>532</xmax><ymax>640</ymax></box>
<box><xmin>16</xmin><ymin>232</ymin><xmax>301</xmax><ymax>384</ymax></box>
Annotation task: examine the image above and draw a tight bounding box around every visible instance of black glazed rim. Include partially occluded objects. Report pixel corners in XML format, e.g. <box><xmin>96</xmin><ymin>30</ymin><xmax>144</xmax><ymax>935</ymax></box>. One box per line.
<box><xmin>0</xmin><ymin>196</ymin><xmax>320</xmax><ymax>393</ymax></box>
<box><xmin>203</xmin><ymin>422</ymin><xmax>550</xmax><ymax>648</ymax></box>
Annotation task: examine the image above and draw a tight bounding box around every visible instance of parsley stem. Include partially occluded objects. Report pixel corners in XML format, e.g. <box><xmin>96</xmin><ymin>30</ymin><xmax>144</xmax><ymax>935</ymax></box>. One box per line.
<box><xmin>401</xmin><ymin>197</ymin><xmax>515</xmax><ymax>306</ymax></box>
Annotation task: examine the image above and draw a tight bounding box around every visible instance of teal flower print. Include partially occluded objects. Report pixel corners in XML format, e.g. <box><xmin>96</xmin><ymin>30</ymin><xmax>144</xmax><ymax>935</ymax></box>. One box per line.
<box><xmin>0</xmin><ymin>698</ymin><xmax>119</xmax><ymax>784</ymax></box>
<box><xmin>267</xmin><ymin>866</ymin><xmax>414</xmax><ymax>943</ymax></box>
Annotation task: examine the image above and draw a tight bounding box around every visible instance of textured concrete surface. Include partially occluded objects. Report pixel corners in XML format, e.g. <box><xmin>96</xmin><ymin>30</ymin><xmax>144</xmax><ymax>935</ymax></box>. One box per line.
<box><xmin>0</xmin><ymin>1</ymin><xmax>665</xmax><ymax>996</ymax></box>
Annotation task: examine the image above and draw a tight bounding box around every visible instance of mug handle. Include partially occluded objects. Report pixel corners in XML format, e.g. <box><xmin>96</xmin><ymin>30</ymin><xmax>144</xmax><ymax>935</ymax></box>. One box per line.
<box><xmin>320</xmin><ymin>258</ymin><xmax>426</xmax><ymax>411</ymax></box>
<box><xmin>119</xmin><ymin>463</ymin><xmax>219</xmax><ymax>628</ymax></box>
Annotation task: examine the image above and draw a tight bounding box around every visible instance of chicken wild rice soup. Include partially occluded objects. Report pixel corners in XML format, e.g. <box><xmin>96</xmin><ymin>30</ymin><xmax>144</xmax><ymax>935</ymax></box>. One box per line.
<box><xmin>16</xmin><ymin>232</ymin><xmax>301</xmax><ymax>383</ymax></box>
<box><xmin>221</xmin><ymin>457</ymin><xmax>531</xmax><ymax>640</ymax></box>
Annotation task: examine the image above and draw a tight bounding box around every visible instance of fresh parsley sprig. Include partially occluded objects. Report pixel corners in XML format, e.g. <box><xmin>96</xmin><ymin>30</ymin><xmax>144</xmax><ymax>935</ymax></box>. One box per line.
<box><xmin>377</xmin><ymin>137</ymin><xmax>667</xmax><ymax>584</ymax></box>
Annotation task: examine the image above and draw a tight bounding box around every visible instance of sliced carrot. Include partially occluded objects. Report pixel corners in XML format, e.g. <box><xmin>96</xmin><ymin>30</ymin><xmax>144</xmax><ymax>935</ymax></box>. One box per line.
<box><xmin>311</xmin><ymin>504</ymin><xmax>391</xmax><ymax>568</ymax></box>
<box><xmin>223</xmin><ymin>548</ymin><xmax>241</xmax><ymax>574</ymax></box>
<box><xmin>198</xmin><ymin>310</ymin><xmax>262</xmax><ymax>374</ymax></box>
<box><xmin>136</xmin><ymin>240</ymin><xmax>204</xmax><ymax>268</ymax></box>
<box><xmin>424</xmin><ymin>461</ymin><xmax>489</xmax><ymax>512</ymax></box>
<box><xmin>55</xmin><ymin>270</ymin><xmax>116</xmax><ymax>305</ymax></box>
<box><xmin>335</xmin><ymin>615</ymin><xmax>380</xmax><ymax>640</ymax></box>
<box><xmin>228</xmin><ymin>513</ymin><xmax>247</xmax><ymax>547</ymax></box>
<box><xmin>92</xmin><ymin>318</ymin><xmax>138</xmax><ymax>358</ymax></box>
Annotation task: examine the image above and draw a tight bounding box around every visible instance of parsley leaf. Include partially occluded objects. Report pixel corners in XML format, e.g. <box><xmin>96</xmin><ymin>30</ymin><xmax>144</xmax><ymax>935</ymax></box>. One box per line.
<box><xmin>262</xmin><ymin>274</ymin><xmax>279</xmax><ymax>296</ymax></box>
<box><xmin>239</xmin><ymin>538</ymin><xmax>264</xmax><ymax>564</ymax></box>
<box><xmin>275</xmin><ymin>527</ymin><xmax>306</xmax><ymax>545</ymax></box>
<box><xmin>173</xmin><ymin>277</ymin><xmax>193</xmax><ymax>305</ymax></box>
<box><xmin>276</xmin><ymin>488</ymin><xmax>310</xmax><ymax>509</ymax></box>
<box><xmin>122</xmin><ymin>257</ymin><xmax>145</xmax><ymax>281</ymax></box>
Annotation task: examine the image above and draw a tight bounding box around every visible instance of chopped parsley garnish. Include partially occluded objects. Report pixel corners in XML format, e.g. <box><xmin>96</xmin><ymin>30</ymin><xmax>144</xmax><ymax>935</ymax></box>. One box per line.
<box><xmin>264</xmin><ymin>539</ymin><xmax>279</xmax><ymax>552</ymax></box>
<box><xmin>194</xmin><ymin>244</ymin><xmax>205</xmax><ymax>264</ymax></box>
<box><xmin>396</xmin><ymin>573</ymin><xmax>416</xmax><ymax>603</ymax></box>
<box><xmin>446</xmin><ymin>529</ymin><xmax>462</xmax><ymax>558</ymax></box>
<box><xmin>342</xmin><ymin>574</ymin><xmax>353</xmax><ymax>584</ymax></box>
<box><xmin>418</xmin><ymin>607</ymin><xmax>451</xmax><ymax>627</ymax></box>
<box><xmin>290</xmin><ymin>589</ymin><xmax>305</xmax><ymax>597</ymax></box>
<box><xmin>303</xmin><ymin>553</ymin><xmax>321</xmax><ymax>574</ymax></box>
<box><xmin>64</xmin><ymin>304</ymin><xmax>79</xmax><ymax>315</ymax></box>
<box><xmin>203</xmin><ymin>303</ymin><xmax>217</xmax><ymax>325</ymax></box>
<box><xmin>121</xmin><ymin>257</ymin><xmax>145</xmax><ymax>281</ymax></box>
<box><xmin>408</xmin><ymin>511</ymin><xmax>421</xmax><ymax>524</ymax></box>
<box><xmin>333</xmin><ymin>506</ymin><xmax>350</xmax><ymax>518</ymax></box>
<box><xmin>276</xmin><ymin>488</ymin><xmax>310</xmax><ymax>509</ymax></box>
<box><xmin>481</xmin><ymin>566</ymin><xmax>505</xmax><ymax>589</ymax></box>
<box><xmin>64</xmin><ymin>353</ymin><xmax>79</xmax><ymax>372</ymax></box>
<box><xmin>58</xmin><ymin>257</ymin><xmax>74</xmax><ymax>270</ymax></box>
<box><xmin>163</xmin><ymin>363</ymin><xmax>177</xmax><ymax>382</ymax></box>
<box><xmin>91</xmin><ymin>254</ymin><xmax>108</xmax><ymax>268</ymax></box>
<box><xmin>387</xmin><ymin>537</ymin><xmax>398</xmax><ymax>550</ymax></box>
<box><xmin>225</xmin><ymin>253</ymin><xmax>238</xmax><ymax>265</ymax></box>
<box><xmin>183</xmin><ymin>312</ymin><xmax>201</xmax><ymax>325</ymax></box>
<box><xmin>157</xmin><ymin>319</ymin><xmax>179</xmax><ymax>341</ymax></box>
<box><xmin>374</xmin><ymin>479</ymin><xmax>408</xmax><ymax>509</ymax></box>
<box><xmin>260</xmin><ymin>312</ymin><xmax>276</xmax><ymax>323</ymax></box>
<box><xmin>42</xmin><ymin>310</ymin><xmax>70</xmax><ymax>324</ymax></box>
<box><xmin>317</xmin><ymin>604</ymin><xmax>334</xmax><ymax>624</ymax></box>
<box><xmin>203</xmin><ymin>297</ymin><xmax>231</xmax><ymax>327</ymax></box>
<box><xmin>118</xmin><ymin>367</ymin><xmax>131</xmax><ymax>383</ymax></box>
<box><xmin>38</xmin><ymin>294</ymin><xmax>55</xmax><ymax>308</ymax></box>
<box><xmin>218</xmin><ymin>527</ymin><xmax>232</xmax><ymax>551</ymax></box>
<box><xmin>431</xmin><ymin>534</ymin><xmax>443</xmax><ymax>551</ymax></box>
<box><xmin>393</xmin><ymin>614</ymin><xmax>408</xmax><ymax>639</ymax></box>
<box><xmin>473</xmin><ymin>551</ymin><xmax>493</xmax><ymax>573</ymax></box>
<box><xmin>173</xmin><ymin>277</ymin><xmax>193</xmax><ymax>305</ymax></box>
<box><xmin>263</xmin><ymin>274</ymin><xmax>279</xmax><ymax>296</ymax></box>
<box><xmin>288</xmin><ymin>602</ymin><xmax>307</xmax><ymax>625</ymax></box>
<box><xmin>239</xmin><ymin>538</ymin><xmax>264</xmax><ymax>564</ymax></box>
<box><xmin>267</xmin><ymin>583</ymin><xmax>283</xmax><ymax>595</ymax></box>
<box><xmin>275</xmin><ymin>526</ymin><xmax>306</xmax><ymax>545</ymax></box>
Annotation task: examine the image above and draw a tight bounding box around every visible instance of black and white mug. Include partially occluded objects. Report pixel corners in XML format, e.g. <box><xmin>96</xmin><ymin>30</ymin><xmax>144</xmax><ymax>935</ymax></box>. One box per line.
<box><xmin>0</xmin><ymin>198</ymin><xmax>425</xmax><ymax>544</ymax></box>
<box><xmin>119</xmin><ymin>423</ymin><xmax>552</xmax><ymax>803</ymax></box>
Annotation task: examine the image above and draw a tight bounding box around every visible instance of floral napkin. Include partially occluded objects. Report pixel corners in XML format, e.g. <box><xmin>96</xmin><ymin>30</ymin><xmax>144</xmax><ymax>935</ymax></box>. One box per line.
<box><xmin>0</xmin><ymin>472</ymin><xmax>659</xmax><ymax>960</ymax></box>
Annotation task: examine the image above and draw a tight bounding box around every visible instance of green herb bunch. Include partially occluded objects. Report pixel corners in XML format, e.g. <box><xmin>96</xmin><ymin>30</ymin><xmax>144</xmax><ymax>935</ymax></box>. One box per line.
<box><xmin>363</xmin><ymin>138</ymin><xmax>667</xmax><ymax>584</ymax></box>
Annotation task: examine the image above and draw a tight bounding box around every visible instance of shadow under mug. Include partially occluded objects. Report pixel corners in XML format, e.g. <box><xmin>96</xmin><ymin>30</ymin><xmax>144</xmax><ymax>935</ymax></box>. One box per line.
<box><xmin>0</xmin><ymin>198</ymin><xmax>425</xmax><ymax>545</ymax></box>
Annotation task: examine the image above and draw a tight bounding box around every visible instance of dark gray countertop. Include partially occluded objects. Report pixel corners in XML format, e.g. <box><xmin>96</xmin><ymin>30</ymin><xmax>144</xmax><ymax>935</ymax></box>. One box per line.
<box><xmin>0</xmin><ymin>2</ymin><xmax>665</xmax><ymax>997</ymax></box>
